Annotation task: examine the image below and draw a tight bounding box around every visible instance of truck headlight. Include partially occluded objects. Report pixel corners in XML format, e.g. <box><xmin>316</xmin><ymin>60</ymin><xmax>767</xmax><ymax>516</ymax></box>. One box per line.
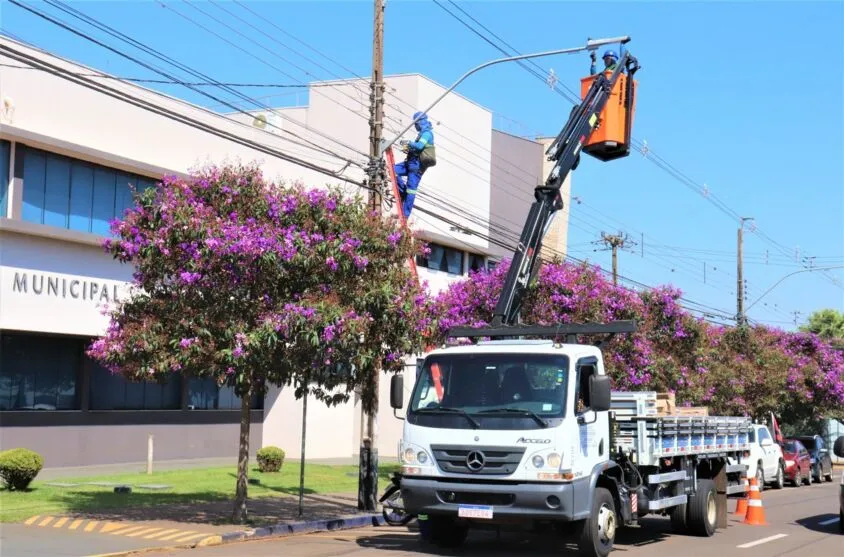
<box><xmin>532</xmin><ymin>455</ymin><xmax>545</xmax><ymax>468</ymax></box>
<box><xmin>547</xmin><ymin>452</ymin><xmax>562</xmax><ymax>468</ymax></box>
<box><xmin>401</xmin><ymin>445</ymin><xmax>431</xmax><ymax>466</ymax></box>
<box><xmin>530</xmin><ymin>451</ymin><xmax>562</xmax><ymax>469</ymax></box>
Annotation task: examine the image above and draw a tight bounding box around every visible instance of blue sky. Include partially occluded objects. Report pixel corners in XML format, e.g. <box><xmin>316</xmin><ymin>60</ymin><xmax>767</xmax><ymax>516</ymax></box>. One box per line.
<box><xmin>3</xmin><ymin>0</ymin><xmax>843</xmax><ymax>330</ymax></box>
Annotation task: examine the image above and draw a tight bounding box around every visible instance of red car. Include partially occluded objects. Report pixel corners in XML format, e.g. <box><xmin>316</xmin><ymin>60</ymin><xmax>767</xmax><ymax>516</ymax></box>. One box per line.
<box><xmin>781</xmin><ymin>439</ymin><xmax>812</xmax><ymax>486</ymax></box>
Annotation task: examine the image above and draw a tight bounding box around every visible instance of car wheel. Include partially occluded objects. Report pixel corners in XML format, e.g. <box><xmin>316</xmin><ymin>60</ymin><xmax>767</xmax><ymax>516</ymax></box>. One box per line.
<box><xmin>812</xmin><ymin>463</ymin><xmax>821</xmax><ymax>483</ymax></box>
<box><xmin>756</xmin><ymin>463</ymin><xmax>765</xmax><ymax>492</ymax></box>
<box><xmin>792</xmin><ymin>467</ymin><xmax>801</xmax><ymax>487</ymax></box>
<box><xmin>823</xmin><ymin>461</ymin><xmax>833</xmax><ymax>482</ymax></box>
<box><xmin>773</xmin><ymin>462</ymin><xmax>784</xmax><ymax>490</ymax></box>
<box><xmin>802</xmin><ymin>469</ymin><xmax>811</xmax><ymax>486</ymax></box>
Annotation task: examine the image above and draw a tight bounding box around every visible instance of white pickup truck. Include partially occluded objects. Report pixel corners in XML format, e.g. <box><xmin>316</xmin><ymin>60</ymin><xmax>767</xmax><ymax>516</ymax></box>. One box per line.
<box><xmin>389</xmin><ymin>322</ymin><xmax>752</xmax><ymax>557</ymax></box>
<box><xmin>737</xmin><ymin>424</ymin><xmax>785</xmax><ymax>491</ymax></box>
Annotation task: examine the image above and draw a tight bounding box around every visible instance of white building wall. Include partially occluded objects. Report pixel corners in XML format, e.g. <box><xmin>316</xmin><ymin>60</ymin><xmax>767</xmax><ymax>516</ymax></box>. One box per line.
<box><xmin>0</xmin><ymin>36</ymin><xmax>526</xmax><ymax>462</ymax></box>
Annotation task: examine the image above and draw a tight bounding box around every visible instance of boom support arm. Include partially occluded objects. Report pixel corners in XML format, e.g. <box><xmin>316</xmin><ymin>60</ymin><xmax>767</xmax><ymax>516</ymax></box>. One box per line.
<box><xmin>490</xmin><ymin>51</ymin><xmax>640</xmax><ymax>327</ymax></box>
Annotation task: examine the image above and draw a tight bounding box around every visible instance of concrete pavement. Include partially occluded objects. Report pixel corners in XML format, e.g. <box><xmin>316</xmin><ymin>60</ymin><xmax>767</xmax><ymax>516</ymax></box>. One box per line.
<box><xmin>137</xmin><ymin>473</ymin><xmax>842</xmax><ymax>557</ymax></box>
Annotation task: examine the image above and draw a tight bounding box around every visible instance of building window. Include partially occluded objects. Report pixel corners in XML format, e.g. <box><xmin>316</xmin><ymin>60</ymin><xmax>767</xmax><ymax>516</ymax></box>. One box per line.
<box><xmin>88</xmin><ymin>361</ymin><xmax>181</xmax><ymax>410</ymax></box>
<box><xmin>487</xmin><ymin>259</ymin><xmax>500</xmax><ymax>271</ymax></box>
<box><xmin>0</xmin><ymin>140</ymin><xmax>10</xmax><ymax>217</ymax></box>
<box><xmin>416</xmin><ymin>242</ymin><xmax>465</xmax><ymax>275</ymax></box>
<box><xmin>188</xmin><ymin>377</ymin><xmax>263</xmax><ymax>410</ymax></box>
<box><xmin>468</xmin><ymin>253</ymin><xmax>486</xmax><ymax>273</ymax></box>
<box><xmin>0</xmin><ymin>333</ymin><xmax>81</xmax><ymax>411</ymax></box>
<box><xmin>20</xmin><ymin>146</ymin><xmax>157</xmax><ymax>235</ymax></box>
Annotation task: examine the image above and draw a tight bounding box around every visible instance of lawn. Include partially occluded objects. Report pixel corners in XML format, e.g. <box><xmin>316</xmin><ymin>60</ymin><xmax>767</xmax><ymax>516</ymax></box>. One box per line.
<box><xmin>0</xmin><ymin>461</ymin><xmax>400</xmax><ymax>523</ymax></box>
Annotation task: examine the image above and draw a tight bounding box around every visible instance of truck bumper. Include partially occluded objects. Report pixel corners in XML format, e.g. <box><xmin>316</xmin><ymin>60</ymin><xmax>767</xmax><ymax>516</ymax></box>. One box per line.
<box><xmin>400</xmin><ymin>476</ymin><xmax>587</xmax><ymax>522</ymax></box>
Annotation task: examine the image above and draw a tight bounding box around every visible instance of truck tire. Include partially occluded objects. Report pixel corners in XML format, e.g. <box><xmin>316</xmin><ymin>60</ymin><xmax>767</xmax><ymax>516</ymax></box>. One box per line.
<box><xmin>772</xmin><ymin>462</ymin><xmax>785</xmax><ymax>490</ymax></box>
<box><xmin>687</xmin><ymin>479</ymin><xmax>717</xmax><ymax>537</ymax></box>
<box><xmin>575</xmin><ymin>487</ymin><xmax>617</xmax><ymax>557</ymax></box>
<box><xmin>427</xmin><ymin>516</ymin><xmax>468</xmax><ymax>549</ymax></box>
<box><xmin>669</xmin><ymin>502</ymin><xmax>688</xmax><ymax>533</ymax></box>
<box><xmin>756</xmin><ymin>462</ymin><xmax>765</xmax><ymax>492</ymax></box>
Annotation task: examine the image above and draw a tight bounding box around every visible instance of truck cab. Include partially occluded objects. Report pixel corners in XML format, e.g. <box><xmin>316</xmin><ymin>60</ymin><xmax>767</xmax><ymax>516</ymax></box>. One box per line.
<box><xmin>393</xmin><ymin>340</ymin><xmax>613</xmax><ymax>545</ymax></box>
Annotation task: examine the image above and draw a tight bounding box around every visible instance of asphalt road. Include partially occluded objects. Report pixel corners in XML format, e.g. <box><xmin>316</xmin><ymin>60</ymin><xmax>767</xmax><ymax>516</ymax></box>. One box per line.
<box><xmin>1</xmin><ymin>474</ymin><xmax>839</xmax><ymax>557</ymax></box>
<box><xmin>143</xmin><ymin>476</ymin><xmax>842</xmax><ymax>557</ymax></box>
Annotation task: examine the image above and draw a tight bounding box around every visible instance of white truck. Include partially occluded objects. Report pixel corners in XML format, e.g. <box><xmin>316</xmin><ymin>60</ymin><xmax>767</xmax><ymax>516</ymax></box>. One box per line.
<box><xmin>386</xmin><ymin>40</ymin><xmax>753</xmax><ymax>556</ymax></box>
<box><xmin>388</xmin><ymin>326</ymin><xmax>753</xmax><ymax>557</ymax></box>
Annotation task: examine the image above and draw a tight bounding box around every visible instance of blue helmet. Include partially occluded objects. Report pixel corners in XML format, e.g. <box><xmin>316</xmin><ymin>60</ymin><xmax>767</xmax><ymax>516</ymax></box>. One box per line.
<box><xmin>602</xmin><ymin>49</ymin><xmax>618</xmax><ymax>61</ymax></box>
<box><xmin>412</xmin><ymin>111</ymin><xmax>432</xmax><ymax>132</ymax></box>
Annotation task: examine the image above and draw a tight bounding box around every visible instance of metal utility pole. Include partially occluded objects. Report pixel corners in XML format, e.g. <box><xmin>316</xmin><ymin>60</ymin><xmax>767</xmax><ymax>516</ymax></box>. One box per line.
<box><xmin>594</xmin><ymin>231</ymin><xmax>636</xmax><ymax>285</ymax></box>
<box><xmin>359</xmin><ymin>0</ymin><xmax>384</xmax><ymax>513</ymax></box>
<box><xmin>737</xmin><ymin>217</ymin><xmax>754</xmax><ymax>326</ymax></box>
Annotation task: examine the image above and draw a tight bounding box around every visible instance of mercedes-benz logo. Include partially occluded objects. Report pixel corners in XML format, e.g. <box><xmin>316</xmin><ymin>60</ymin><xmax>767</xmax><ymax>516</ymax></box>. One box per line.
<box><xmin>466</xmin><ymin>450</ymin><xmax>485</xmax><ymax>471</ymax></box>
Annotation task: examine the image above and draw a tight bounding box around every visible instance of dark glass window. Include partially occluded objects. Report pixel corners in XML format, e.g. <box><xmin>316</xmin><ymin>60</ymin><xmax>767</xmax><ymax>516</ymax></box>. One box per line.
<box><xmin>20</xmin><ymin>145</ymin><xmax>157</xmax><ymax>235</ymax></box>
<box><xmin>88</xmin><ymin>361</ymin><xmax>181</xmax><ymax>411</ymax></box>
<box><xmin>468</xmin><ymin>253</ymin><xmax>486</xmax><ymax>273</ymax></box>
<box><xmin>0</xmin><ymin>140</ymin><xmax>10</xmax><ymax>216</ymax></box>
<box><xmin>187</xmin><ymin>377</ymin><xmax>263</xmax><ymax>410</ymax></box>
<box><xmin>0</xmin><ymin>333</ymin><xmax>81</xmax><ymax>410</ymax></box>
<box><xmin>415</xmin><ymin>242</ymin><xmax>465</xmax><ymax>275</ymax></box>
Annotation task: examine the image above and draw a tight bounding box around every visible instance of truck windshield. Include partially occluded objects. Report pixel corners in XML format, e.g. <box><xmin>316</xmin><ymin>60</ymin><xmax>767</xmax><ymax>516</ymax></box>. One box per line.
<box><xmin>409</xmin><ymin>353</ymin><xmax>570</xmax><ymax>420</ymax></box>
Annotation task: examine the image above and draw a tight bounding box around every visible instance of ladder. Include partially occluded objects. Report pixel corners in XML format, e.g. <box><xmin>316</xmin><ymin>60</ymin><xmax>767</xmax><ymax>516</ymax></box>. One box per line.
<box><xmin>383</xmin><ymin>146</ymin><xmax>419</xmax><ymax>284</ymax></box>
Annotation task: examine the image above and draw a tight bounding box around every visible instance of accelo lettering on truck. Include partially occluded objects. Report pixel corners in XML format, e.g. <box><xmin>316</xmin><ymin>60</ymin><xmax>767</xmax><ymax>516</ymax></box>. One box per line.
<box><xmin>388</xmin><ymin>328</ymin><xmax>753</xmax><ymax>557</ymax></box>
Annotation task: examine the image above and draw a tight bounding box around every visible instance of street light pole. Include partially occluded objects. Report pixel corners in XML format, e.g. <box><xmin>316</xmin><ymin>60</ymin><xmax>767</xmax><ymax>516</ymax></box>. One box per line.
<box><xmin>745</xmin><ymin>265</ymin><xmax>844</xmax><ymax>313</ymax></box>
<box><xmin>378</xmin><ymin>35</ymin><xmax>631</xmax><ymax>157</ymax></box>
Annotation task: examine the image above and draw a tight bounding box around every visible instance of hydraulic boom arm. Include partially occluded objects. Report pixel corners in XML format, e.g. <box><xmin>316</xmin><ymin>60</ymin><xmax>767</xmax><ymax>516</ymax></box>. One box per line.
<box><xmin>490</xmin><ymin>48</ymin><xmax>640</xmax><ymax>327</ymax></box>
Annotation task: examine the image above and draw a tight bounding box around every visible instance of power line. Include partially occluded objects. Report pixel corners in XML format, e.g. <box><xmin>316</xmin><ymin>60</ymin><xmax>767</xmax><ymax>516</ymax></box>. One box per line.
<box><xmin>434</xmin><ymin>1</ymin><xmax>843</xmax><ymax>292</ymax></box>
<box><xmin>17</xmin><ymin>0</ymin><xmax>367</xmax><ymax>164</ymax></box>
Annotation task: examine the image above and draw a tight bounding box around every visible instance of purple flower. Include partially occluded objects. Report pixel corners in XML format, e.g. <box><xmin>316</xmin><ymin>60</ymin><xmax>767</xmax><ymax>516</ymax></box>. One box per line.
<box><xmin>326</xmin><ymin>256</ymin><xmax>338</xmax><ymax>272</ymax></box>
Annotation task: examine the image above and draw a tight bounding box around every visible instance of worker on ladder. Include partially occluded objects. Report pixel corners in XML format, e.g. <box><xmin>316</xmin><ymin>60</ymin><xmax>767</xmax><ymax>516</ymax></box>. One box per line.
<box><xmin>395</xmin><ymin>111</ymin><xmax>436</xmax><ymax>218</ymax></box>
<box><xmin>590</xmin><ymin>49</ymin><xmax>618</xmax><ymax>74</ymax></box>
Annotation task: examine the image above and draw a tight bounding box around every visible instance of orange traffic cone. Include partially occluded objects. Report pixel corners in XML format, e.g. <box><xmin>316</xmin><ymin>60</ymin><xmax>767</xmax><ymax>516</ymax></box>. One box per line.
<box><xmin>734</xmin><ymin>476</ymin><xmax>749</xmax><ymax>515</ymax></box>
<box><xmin>743</xmin><ymin>475</ymin><xmax>767</xmax><ymax>525</ymax></box>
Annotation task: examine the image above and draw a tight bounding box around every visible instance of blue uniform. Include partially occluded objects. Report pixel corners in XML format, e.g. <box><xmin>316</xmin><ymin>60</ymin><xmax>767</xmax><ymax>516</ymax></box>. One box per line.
<box><xmin>394</xmin><ymin>112</ymin><xmax>434</xmax><ymax>217</ymax></box>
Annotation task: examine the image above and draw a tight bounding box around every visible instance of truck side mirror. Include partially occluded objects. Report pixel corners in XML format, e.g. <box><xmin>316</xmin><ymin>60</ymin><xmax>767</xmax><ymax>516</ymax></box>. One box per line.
<box><xmin>834</xmin><ymin>435</ymin><xmax>844</xmax><ymax>458</ymax></box>
<box><xmin>588</xmin><ymin>374</ymin><xmax>611</xmax><ymax>412</ymax></box>
<box><xmin>390</xmin><ymin>374</ymin><xmax>404</xmax><ymax>409</ymax></box>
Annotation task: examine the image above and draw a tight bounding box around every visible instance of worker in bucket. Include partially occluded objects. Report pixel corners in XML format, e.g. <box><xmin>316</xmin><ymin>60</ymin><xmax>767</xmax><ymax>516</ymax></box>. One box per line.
<box><xmin>395</xmin><ymin>111</ymin><xmax>436</xmax><ymax>218</ymax></box>
<box><xmin>590</xmin><ymin>49</ymin><xmax>618</xmax><ymax>74</ymax></box>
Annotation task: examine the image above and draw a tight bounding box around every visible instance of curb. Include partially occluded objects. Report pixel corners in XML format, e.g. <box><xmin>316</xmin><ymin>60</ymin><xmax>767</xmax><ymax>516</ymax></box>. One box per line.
<box><xmin>220</xmin><ymin>513</ymin><xmax>386</xmax><ymax>543</ymax></box>
<box><xmin>85</xmin><ymin>514</ymin><xmax>386</xmax><ymax>557</ymax></box>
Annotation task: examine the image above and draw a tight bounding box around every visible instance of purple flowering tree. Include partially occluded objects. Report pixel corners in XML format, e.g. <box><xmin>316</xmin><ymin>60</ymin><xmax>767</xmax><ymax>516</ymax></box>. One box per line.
<box><xmin>430</xmin><ymin>258</ymin><xmax>844</xmax><ymax>423</ymax></box>
<box><xmin>88</xmin><ymin>163</ymin><xmax>427</xmax><ymax>523</ymax></box>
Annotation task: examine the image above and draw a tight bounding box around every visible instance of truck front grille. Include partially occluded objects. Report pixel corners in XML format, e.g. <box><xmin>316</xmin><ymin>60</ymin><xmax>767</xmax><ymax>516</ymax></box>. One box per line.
<box><xmin>430</xmin><ymin>444</ymin><xmax>526</xmax><ymax>476</ymax></box>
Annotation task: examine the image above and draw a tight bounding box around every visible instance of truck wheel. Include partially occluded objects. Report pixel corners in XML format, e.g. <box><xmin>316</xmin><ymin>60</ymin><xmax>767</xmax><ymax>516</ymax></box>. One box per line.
<box><xmin>427</xmin><ymin>516</ymin><xmax>468</xmax><ymax>549</ymax></box>
<box><xmin>687</xmin><ymin>479</ymin><xmax>717</xmax><ymax>537</ymax></box>
<box><xmin>669</xmin><ymin>502</ymin><xmax>688</xmax><ymax>533</ymax></box>
<box><xmin>756</xmin><ymin>463</ymin><xmax>765</xmax><ymax>492</ymax></box>
<box><xmin>575</xmin><ymin>487</ymin><xmax>616</xmax><ymax>557</ymax></box>
<box><xmin>773</xmin><ymin>463</ymin><xmax>785</xmax><ymax>490</ymax></box>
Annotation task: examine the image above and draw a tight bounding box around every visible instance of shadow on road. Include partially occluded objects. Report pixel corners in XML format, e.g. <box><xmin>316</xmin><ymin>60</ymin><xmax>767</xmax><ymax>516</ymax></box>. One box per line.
<box><xmin>795</xmin><ymin>513</ymin><xmax>841</xmax><ymax>533</ymax></box>
<box><xmin>356</xmin><ymin>518</ymin><xmax>676</xmax><ymax>555</ymax></box>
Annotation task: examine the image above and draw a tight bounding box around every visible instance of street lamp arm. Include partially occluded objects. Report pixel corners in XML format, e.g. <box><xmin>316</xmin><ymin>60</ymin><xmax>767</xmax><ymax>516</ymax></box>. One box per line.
<box><xmin>745</xmin><ymin>265</ymin><xmax>844</xmax><ymax>312</ymax></box>
<box><xmin>378</xmin><ymin>35</ymin><xmax>631</xmax><ymax>157</ymax></box>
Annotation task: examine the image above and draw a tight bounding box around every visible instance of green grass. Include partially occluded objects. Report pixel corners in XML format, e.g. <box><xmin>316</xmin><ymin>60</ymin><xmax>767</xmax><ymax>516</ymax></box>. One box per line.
<box><xmin>0</xmin><ymin>462</ymin><xmax>399</xmax><ymax>524</ymax></box>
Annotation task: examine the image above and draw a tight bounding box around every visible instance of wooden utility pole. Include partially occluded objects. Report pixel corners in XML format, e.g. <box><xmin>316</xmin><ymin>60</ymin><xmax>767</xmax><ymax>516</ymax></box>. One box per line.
<box><xmin>594</xmin><ymin>231</ymin><xmax>636</xmax><ymax>285</ymax></box>
<box><xmin>358</xmin><ymin>0</ymin><xmax>384</xmax><ymax>513</ymax></box>
<box><xmin>737</xmin><ymin>217</ymin><xmax>753</xmax><ymax>326</ymax></box>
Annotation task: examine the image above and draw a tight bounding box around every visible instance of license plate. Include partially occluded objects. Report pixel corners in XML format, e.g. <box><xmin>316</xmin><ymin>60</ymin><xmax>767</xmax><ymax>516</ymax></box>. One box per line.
<box><xmin>458</xmin><ymin>505</ymin><xmax>493</xmax><ymax>519</ymax></box>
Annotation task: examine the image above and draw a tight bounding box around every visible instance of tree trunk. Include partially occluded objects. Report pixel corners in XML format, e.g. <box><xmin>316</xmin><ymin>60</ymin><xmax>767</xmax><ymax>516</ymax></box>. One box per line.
<box><xmin>232</xmin><ymin>388</ymin><xmax>252</xmax><ymax>524</ymax></box>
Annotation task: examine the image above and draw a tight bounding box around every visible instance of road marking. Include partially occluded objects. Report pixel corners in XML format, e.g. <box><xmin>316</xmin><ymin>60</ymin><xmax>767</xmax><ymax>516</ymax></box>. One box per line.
<box><xmin>38</xmin><ymin>516</ymin><xmax>54</xmax><ymax>527</ymax></box>
<box><xmin>69</xmin><ymin>519</ymin><xmax>84</xmax><ymax>530</ymax></box>
<box><xmin>818</xmin><ymin>517</ymin><xmax>839</xmax><ymax>526</ymax></box>
<box><xmin>24</xmin><ymin>515</ymin><xmax>40</xmax><ymax>525</ymax></box>
<box><xmin>84</xmin><ymin>520</ymin><xmax>99</xmax><ymax>532</ymax></box>
<box><xmin>737</xmin><ymin>533</ymin><xmax>788</xmax><ymax>549</ymax></box>
<box><xmin>53</xmin><ymin>517</ymin><xmax>70</xmax><ymax>528</ymax></box>
<box><xmin>99</xmin><ymin>522</ymin><xmax>125</xmax><ymax>534</ymax></box>
<box><xmin>126</xmin><ymin>527</ymin><xmax>163</xmax><ymax>537</ymax></box>
<box><xmin>109</xmin><ymin>525</ymin><xmax>148</xmax><ymax>536</ymax></box>
<box><xmin>171</xmin><ymin>532</ymin><xmax>210</xmax><ymax>543</ymax></box>
<box><xmin>157</xmin><ymin>530</ymin><xmax>196</xmax><ymax>541</ymax></box>
<box><xmin>143</xmin><ymin>528</ymin><xmax>180</xmax><ymax>539</ymax></box>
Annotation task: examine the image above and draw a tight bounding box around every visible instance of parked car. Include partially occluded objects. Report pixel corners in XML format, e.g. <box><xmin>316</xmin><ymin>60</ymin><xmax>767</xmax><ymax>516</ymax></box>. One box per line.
<box><xmin>833</xmin><ymin>435</ymin><xmax>843</xmax><ymax>533</ymax></box>
<box><xmin>729</xmin><ymin>423</ymin><xmax>785</xmax><ymax>490</ymax></box>
<box><xmin>795</xmin><ymin>434</ymin><xmax>834</xmax><ymax>483</ymax></box>
<box><xmin>780</xmin><ymin>439</ymin><xmax>812</xmax><ymax>487</ymax></box>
